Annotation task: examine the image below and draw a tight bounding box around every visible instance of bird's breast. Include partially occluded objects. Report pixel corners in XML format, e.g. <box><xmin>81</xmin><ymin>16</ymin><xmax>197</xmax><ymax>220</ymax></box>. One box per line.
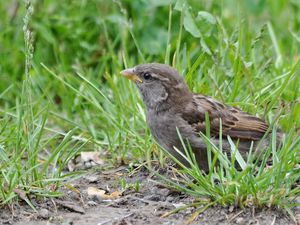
<box><xmin>146</xmin><ymin>110</ymin><xmax>191</xmax><ymax>152</ymax></box>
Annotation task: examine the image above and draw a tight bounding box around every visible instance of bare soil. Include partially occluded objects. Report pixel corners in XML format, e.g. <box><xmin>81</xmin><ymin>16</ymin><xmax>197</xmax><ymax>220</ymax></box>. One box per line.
<box><xmin>1</xmin><ymin>166</ymin><xmax>299</xmax><ymax>225</ymax></box>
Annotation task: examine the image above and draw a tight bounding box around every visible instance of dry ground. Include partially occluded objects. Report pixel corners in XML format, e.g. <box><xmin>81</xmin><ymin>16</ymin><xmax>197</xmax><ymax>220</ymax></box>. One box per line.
<box><xmin>1</xmin><ymin>166</ymin><xmax>299</xmax><ymax>225</ymax></box>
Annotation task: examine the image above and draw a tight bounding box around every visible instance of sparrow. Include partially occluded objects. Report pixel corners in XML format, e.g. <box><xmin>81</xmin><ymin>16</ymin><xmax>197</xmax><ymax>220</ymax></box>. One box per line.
<box><xmin>121</xmin><ymin>63</ymin><xmax>282</xmax><ymax>170</ymax></box>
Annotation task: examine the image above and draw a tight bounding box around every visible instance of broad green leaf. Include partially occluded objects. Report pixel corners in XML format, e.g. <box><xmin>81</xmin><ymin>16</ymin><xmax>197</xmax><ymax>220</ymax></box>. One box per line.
<box><xmin>197</xmin><ymin>11</ymin><xmax>216</xmax><ymax>25</ymax></box>
<box><xmin>183</xmin><ymin>9</ymin><xmax>201</xmax><ymax>38</ymax></box>
<box><xmin>174</xmin><ymin>0</ymin><xmax>185</xmax><ymax>11</ymax></box>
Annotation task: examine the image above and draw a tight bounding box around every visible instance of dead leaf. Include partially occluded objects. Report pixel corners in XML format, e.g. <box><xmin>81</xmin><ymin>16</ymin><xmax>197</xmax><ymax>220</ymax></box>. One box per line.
<box><xmin>86</xmin><ymin>187</ymin><xmax>122</xmax><ymax>200</ymax></box>
<box><xmin>13</xmin><ymin>188</ymin><xmax>28</xmax><ymax>201</ymax></box>
<box><xmin>13</xmin><ymin>188</ymin><xmax>37</xmax><ymax>212</ymax></box>
<box><xmin>68</xmin><ymin>151</ymin><xmax>105</xmax><ymax>171</ymax></box>
<box><xmin>106</xmin><ymin>191</ymin><xmax>122</xmax><ymax>200</ymax></box>
<box><xmin>80</xmin><ymin>151</ymin><xmax>104</xmax><ymax>165</ymax></box>
<box><xmin>67</xmin><ymin>158</ymin><xmax>76</xmax><ymax>172</ymax></box>
<box><xmin>87</xmin><ymin>187</ymin><xmax>106</xmax><ymax>197</ymax></box>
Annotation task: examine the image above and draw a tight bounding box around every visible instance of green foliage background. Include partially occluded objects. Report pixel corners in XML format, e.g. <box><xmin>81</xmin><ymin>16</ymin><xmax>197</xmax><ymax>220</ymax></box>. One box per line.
<box><xmin>0</xmin><ymin>0</ymin><xmax>299</xmax><ymax>205</ymax></box>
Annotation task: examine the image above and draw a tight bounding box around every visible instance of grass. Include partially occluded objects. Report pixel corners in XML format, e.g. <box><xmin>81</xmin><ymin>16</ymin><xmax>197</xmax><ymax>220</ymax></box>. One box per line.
<box><xmin>157</xmin><ymin>128</ymin><xmax>300</xmax><ymax>220</ymax></box>
<box><xmin>0</xmin><ymin>0</ymin><xmax>299</xmax><ymax>219</ymax></box>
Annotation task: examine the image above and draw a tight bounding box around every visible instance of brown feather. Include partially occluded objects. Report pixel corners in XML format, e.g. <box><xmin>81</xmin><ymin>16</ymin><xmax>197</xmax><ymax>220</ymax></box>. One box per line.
<box><xmin>182</xmin><ymin>94</ymin><xmax>269</xmax><ymax>140</ymax></box>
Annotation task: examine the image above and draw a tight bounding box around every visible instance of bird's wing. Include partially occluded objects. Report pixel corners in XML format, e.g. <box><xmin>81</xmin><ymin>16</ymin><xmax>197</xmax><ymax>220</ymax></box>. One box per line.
<box><xmin>181</xmin><ymin>94</ymin><xmax>269</xmax><ymax>140</ymax></box>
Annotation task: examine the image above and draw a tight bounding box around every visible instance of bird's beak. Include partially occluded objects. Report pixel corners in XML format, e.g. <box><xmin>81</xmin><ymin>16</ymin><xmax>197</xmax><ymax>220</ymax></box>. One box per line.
<box><xmin>120</xmin><ymin>68</ymin><xmax>143</xmax><ymax>83</ymax></box>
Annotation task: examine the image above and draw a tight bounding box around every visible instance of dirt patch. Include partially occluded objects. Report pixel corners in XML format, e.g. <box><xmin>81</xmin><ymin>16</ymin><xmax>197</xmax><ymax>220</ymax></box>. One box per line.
<box><xmin>1</xmin><ymin>166</ymin><xmax>299</xmax><ymax>225</ymax></box>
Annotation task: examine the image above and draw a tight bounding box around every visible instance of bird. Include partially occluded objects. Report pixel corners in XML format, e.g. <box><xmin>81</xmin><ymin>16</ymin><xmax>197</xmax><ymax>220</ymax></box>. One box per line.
<box><xmin>120</xmin><ymin>63</ymin><xmax>282</xmax><ymax>170</ymax></box>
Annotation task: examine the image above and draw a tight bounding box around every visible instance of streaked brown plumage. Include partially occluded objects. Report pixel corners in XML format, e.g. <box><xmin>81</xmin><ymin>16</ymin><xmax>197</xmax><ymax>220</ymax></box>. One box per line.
<box><xmin>121</xmin><ymin>63</ymin><xmax>282</xmax><ymax>170</ymax></box>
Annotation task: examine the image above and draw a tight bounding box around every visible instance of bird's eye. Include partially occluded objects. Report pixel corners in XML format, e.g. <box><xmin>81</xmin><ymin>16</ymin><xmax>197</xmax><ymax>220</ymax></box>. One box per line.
<box><xmin>143</xmin><ymin>72</ymin><xmax>152</xmax><ymax>80</ymax></box>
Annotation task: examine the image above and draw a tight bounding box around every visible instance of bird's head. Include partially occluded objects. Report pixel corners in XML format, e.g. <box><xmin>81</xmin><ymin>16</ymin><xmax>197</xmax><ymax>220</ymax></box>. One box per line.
<box><xmin>121</xmin><ymin>63</ymin><xmax>191</xmax><ymax>112</ymax></box>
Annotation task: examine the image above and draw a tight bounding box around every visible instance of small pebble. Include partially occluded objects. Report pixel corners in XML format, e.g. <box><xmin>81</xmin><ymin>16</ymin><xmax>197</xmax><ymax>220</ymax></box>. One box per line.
<box><xmin>235</xmin><ymin>217</ymin><xmax>244</xmax><ymax>224</ymax></box>
<box><xmin>87</xmin><ymin>200</ymin><xmax>98</xmax><ymax>206</ymax></box>
<box><xmin>39</xmin><ymin>208</ymin><xmax>50</xmax><ymax>219</ymax></box>
<box><xmin>166</xmin><ymin>196</ymin><xmax>175</xmax><ymax>202</ymax></box>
